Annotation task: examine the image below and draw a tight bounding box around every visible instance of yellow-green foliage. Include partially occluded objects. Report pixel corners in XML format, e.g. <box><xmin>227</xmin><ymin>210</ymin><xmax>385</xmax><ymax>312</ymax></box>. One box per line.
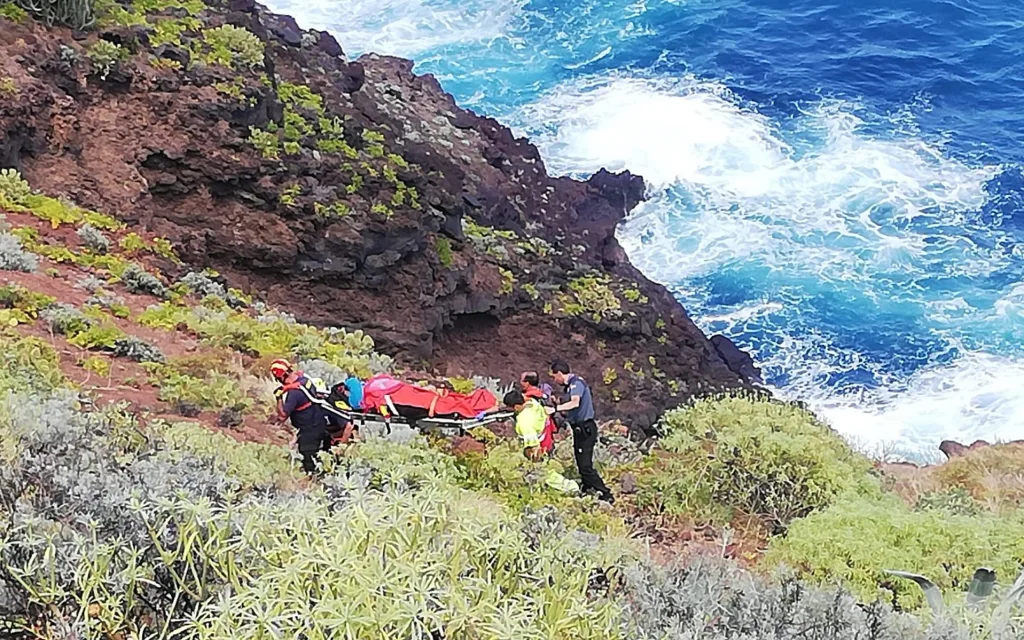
<box><xmin>0</xmin><ymin>167</ymin><xmax>31</xmax><ymax>208</ymax></box>
<box><xmin>313</xmin><ymin>201</ymin><xmax>350</xmax><ymax>221</ymax></box>
<box><xmin>435</xmin><ymin>236</ymin><xmax>454</xmax><ymax>268</ymax></box>
<box><xmin>622</xmin><ymin>287</ymin><xmax>648</xmax><ymax>304</ymax></box>
<box><xmin>82</xmin><ymin>355</ymin><xmax>112</xmax><ymax>377</ymax></box>
<box><xmin>171</xmin><ymin>482</ymin><xmax>624</xmax><ymax>639</ymax></box>
<box><xmin>0</xmin><ymin>2</ymin><xmax>30</xmax><ymax>21</ymax></box>
<box><xmin>68</xmin><ymin>322</ymin><xmax>126</xmax><ymax>350</ymax></box>
<box><xmin>247</xmin><ymin>125</ymin><xmax>279</xmax><ymax>159</ymax></box>
<box><xmin>0</xmin><ymin>178</ymin><xmax>122</xmax><ymax>230</ymax></box>
<box><xmin>279</xmin><ymin>183</ymin><xmax>301</xmax><ymax>207</ymax></box>
<box><xmin>117</xmin><ymin>231</ymin><xmax>147</xmax><ymax>253</ymax></box>
<box><xmin>97</xmin><ymin>0</ymin><xmax>204</xmax><ymax>28</ymax></box>
<box><xmin>149</xmin><ymin>16</ymin><xmax>201</xmax><ymax>47</ymax></box>
<box><xmin>499</xmin><ymin>267</ymin><xmax>515</xmax><ymax>295</ymax></box>
<box><xmin>146</xmin><ymin>364</ymin><xmax>249</xmax><ymax>412</ymax></box>
<box><xmin>337</xmin><ymin>437</ymin><xmax>463</xmax><ymax>488</ymax></box>
<box><xmin>447</xmin><ymin>376</ymin><xmax>476</xmax><ymax>395</ymax></box>
<box><xmin>152</xmin><ymin>421</ymin><xmax>298</xmax><ymax>487</ymax></box>
<box><xmin>195</xmin><ymin>25</ymin><xmax>264</xmax><ymax>69</ymax></box>
<box><xmin>559</xmin><ymin>274</ymin><xmax>622</xmax><ymax>321</ymax></box>
<box><xmin>636</xmin><ymin>395</ymin><xmax>878</xmax><ymax>529</ymax></box>
<box><xmin>0</xmin><ymin>77</ymin><xmax>16</xmax><ymax>97</ymax></box>
<box><xmin>0</xmin><ymin>283</ymin><xmax>56</xmax><ymax>317</ymax></box>
<box><xmin>0</xmin><ymin>309</ymin><xmax>32</xmax><ymax>326</ymax></box>
<box><xmin>457</xmin><ymin>443</ymin><xmax>629</xmax><ymax>538</ymax></box>
<box><xmin>0</xmin><ymin>334</ymin><xmax>67</xmax><ymax>394</ymax></box>
<box><xmin>139</xmin><ymin>303</ymin><xmax>382</xmax><ymax>377</ymax></box>
<box><xmin>765</xmin><ymin>494</ymin><xmax>1024</xmax><ymax>610</ymax></box>
<box><xmin>87</xmin><ymin>40</ymin><xmax>129</xmax><ymax>79</ymax></box>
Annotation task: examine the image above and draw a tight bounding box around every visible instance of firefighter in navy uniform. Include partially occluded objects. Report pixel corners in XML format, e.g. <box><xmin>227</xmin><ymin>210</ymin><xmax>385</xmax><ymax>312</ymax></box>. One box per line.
<box><xmin>270</xmin><ymin>359</ymin><xmax>331</xmax><ymax>473</ymax></box>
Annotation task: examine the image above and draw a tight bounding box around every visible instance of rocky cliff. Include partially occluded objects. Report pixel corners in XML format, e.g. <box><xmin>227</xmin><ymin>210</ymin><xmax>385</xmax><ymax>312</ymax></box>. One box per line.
<box><xmin>0</xmin><ymin>0</ymin><xmax>757</xmax><ymax>427</ymax></box>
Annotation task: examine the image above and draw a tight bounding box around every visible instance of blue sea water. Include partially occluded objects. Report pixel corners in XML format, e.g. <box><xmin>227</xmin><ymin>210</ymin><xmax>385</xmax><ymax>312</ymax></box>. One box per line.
<box><xmin>267</xmin><ymin>0</ymin><xmax>1024</xmax><ymax>458</ymax></box>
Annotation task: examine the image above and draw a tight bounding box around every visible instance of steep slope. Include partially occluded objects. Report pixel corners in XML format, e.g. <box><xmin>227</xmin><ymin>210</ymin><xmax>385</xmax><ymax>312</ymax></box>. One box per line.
<box><xmin>0</xmin><ymin>0</ymin><xmax>756</xmax><ymax>427</ymax></box>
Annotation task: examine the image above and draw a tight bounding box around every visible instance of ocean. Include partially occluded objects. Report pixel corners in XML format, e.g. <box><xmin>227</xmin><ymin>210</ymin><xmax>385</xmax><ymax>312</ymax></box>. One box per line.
<box><xmin>265</xmin><ymin>0</ymin><xmax>1024</xmax><ymax>460</ymax></box>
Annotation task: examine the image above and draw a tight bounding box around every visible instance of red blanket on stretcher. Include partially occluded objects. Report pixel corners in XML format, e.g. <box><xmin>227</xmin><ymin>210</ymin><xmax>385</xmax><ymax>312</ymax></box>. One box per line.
<box><xmin>361</xmin><ymin>374</ymin><xmax>497</xmax><ymax>419</ymax></box>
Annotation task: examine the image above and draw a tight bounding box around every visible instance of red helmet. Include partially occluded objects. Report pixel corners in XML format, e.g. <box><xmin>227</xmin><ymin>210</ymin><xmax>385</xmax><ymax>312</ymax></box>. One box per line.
<box><xmin>269</xmin><ymin>358</ymin><xmax>293</xmax><ymax>381</ymax></box>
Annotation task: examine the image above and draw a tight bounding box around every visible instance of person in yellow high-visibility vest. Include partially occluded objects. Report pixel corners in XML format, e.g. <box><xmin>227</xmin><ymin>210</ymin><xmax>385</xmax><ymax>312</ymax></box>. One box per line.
<box><xmin>503</xmin><ymin>390</ymin><xmax>579</xmax><ymax>495</ymax></box>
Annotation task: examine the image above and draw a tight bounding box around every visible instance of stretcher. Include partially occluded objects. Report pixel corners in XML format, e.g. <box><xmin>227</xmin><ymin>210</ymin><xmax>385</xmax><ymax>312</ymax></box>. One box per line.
<box><xmin>322</xmin><ymin>400</ymin><xmax>513</xmax><ymax>437</ymax></box>
<box><xmin>289</xmin><ymin>377</ymin><xmax>513</xmax><ymax>437</ymax></box>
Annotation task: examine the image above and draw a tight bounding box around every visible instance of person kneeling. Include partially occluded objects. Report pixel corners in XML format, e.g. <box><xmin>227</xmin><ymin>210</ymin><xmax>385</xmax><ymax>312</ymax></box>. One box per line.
<box><xmin>503</xmin><ymin>390</ymin><xmax>578</xmax><ymax>495</ymax></box>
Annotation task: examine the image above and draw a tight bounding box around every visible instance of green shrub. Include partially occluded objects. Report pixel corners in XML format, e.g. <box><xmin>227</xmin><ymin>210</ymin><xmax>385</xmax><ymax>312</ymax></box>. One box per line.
<box><xmin>111</xmin><ymin>336</ymin><xmax>165</xmax><ymax>362</ymax></box>
<box><xmin>0</xmin><ymin>168</ymin><xmax>31</xmax><ymax>207</ymax></box>
<box><xmin>765</xmin><ymin>494</ymin><xmax>1024</xmax><ymax>611</ymax></box>
<box><xmin>82</xmin><ymin>354</ymin><xmax>111</xmax><ymax>377</ymax></box>
<box><xmin>248</xmin><ymin>126</ymin><xmax>280</xmax><ymax>159</ymax></box>
<box><xmin>0</xmin><ymin>2</ymin><xmax>30</xmax><ymax>21</ymax></box>
<box><xmin>152</xmin><ymin>420</ymin><xmax>298</xmax><ymax>487</ymax></box>
<box><xmin>915</xmin><ymin>486</ymin><xmax>984</xmax><ymax>517</ymax></box>
<box><xmin>0</xmin><ymin>283</ymin><xmax>55</xmax><ymax>316</ymax></box>
<box><xmin>147</xmin><ymin>365</ymin><xmax>248</xmax><ymax>413</ymax></box>
<box><xmin>435</xmin><ymin>235</ymin><xmax>453</xmax><ymax>268</ymax></box>
<box><xmin>635</xmin><ymin>395</ymin><xmax>878</xmax><ymax>529</ymax></box>
<box><xmin>196</xmin><ymin>25</ymin><xmax>264</xmax><ymax>69</ymax></box>
<box><xmin>139</xmin><ymin>302</ymin><xmax>383</xmax><ymax>377</ymax></box>
<box><xmin>0</xmin><ymin>334</ymin><xmax>66</xmax><ymax>394</ymax></box>
<box><xmin>5</xmin><ymin>188</ymin><xmax>122</xmax><ymax>231</ymax></box>
<box><xmin>42</xmin><ymin>302</ymin><xmax>93</xmax><ymax>336</ymax></box>
<box><xmin>87</xmin><ymin>39</ymin><xmax>129</xmax><ymax>79</ymax></box>
<box><xmin>119</xmin><ymin>262</ymin><xmax>169</xmax><ymax>298</ymax></box>
<box><xmin>558</xmin><ymin>274</ymin><xmax>621</xmax><ymax>321</ymax></box>
<box><xmin>447</xmin><ymin>376</ymin><xmax>476</xmax><ymax>395</ymax></box>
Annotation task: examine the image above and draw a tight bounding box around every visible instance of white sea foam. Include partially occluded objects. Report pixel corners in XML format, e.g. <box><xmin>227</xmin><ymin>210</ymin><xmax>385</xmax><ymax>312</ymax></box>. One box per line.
<box><xmin>263</xmin><ymin>0</ymin><xmax>524</xmax><ymax>57</ymax></box>
<box><xmin>512</xmin><ymin>72</ymin><xmax>1022</xmax><ymax>456</ymax></box>
<box><xmin>812</xmin><ymin>352</ymin><xmax>1024</xmax><ymax>460</ymax></box>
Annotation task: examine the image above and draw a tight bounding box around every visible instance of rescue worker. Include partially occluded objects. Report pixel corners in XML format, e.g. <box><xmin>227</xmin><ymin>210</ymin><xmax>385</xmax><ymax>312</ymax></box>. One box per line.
<box><xmin>270</xmin><ymin>359</ymin><xmax>331</xmax><ymax>474</ymax></box>
<box><xmin>550</xmin><ymin>359</ymin><xmax>613</xmax><ymax>503</ymax></box>
<box><xmin>503</xmin><ymin>390</ymin><xmax>578</xmax><ymax>494</ymax></box>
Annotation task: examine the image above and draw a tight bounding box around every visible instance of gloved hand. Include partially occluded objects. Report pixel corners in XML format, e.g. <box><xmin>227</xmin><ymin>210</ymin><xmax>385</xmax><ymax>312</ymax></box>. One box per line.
<box><xmin>475</xmin><ymin>411</ymin><xmax>488</xmax><ymax>420</ymax></box>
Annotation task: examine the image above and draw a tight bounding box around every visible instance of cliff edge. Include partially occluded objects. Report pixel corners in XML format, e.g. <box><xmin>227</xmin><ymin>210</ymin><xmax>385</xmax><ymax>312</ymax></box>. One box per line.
<box><xmin>0</xmin><ymin>0</ymin><xmax>757</xmax><ymax>426</ymax></box>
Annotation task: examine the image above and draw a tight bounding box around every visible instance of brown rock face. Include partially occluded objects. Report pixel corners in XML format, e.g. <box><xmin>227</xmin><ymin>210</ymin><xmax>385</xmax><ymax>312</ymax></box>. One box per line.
<box><xmin>0</xmin><ymin>6</ymin><xmax>756</xmax><ymax>429</ymax></box>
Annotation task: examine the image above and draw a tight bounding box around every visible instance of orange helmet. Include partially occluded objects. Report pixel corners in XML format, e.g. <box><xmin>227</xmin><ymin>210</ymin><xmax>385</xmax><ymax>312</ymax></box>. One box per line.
<box><xmin>269</xmin><ymin>358</ymin><xmax>293</xmax><ymax>381</ymax></box>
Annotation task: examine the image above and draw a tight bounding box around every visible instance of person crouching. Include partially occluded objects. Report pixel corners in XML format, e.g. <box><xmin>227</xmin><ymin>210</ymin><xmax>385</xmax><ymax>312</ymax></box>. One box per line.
<box><xmin>503</xmin><ymin>390</ymin><xmax>578</xmax><ymax>495</ymax></box>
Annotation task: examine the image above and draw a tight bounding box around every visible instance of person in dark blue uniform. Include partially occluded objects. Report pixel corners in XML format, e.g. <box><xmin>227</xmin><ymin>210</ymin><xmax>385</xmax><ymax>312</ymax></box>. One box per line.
<box><xmin>550</xmin><ymin>359</ymin><xmax>613</xmax><ymax>503</ymax></box>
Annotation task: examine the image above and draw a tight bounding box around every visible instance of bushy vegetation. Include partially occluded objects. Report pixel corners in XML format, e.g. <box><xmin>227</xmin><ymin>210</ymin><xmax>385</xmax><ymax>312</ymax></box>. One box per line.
<box><xmin>636</xmin><ymin>395</ymin><xmax>878</xmax><ymax>530</ymax></box>
<box><xmin>76</xmin><ymin>222</ymin><xmax>111</xmax><ymax>253</ymax></box>
<box><xmin>139</xmin><ymin>302</ymin><xmax>385</xmax><ymax>377</ymax></box>
<box><xmin>0</xmin><ymin>341</ymin><xmax>631</xmax><ymax>638</ymax></box>
<box><xmin>0</xmin><ymin>231</ymin><xmax>39</xmax><ymax>272</ymax></box>
<box><xmin>558</xmin><ymin>274</ymin><xmax>622</xmax><ymax>322</ymax></box>
<box><xmin>119</xmin><ymin>262</ymin><xmax>169</xmax><ymax>298</ymax></box>
<box><xmin>88</xmin><ymin>39</ymin><xmax>129</xmax><ymax>79</ymax></box>
<box><xmin>766</xmin><ymin>494</ymin><xmax>1024</xmax><ymax>610</ymax></box>
<box><xmin>194</xmin><ymin>25</ymin><xmax>264</xmax><ymax>69</ymax></box>
<box><xmin>622</xmin><ymin>555</ymin><xmax>1020</xmax><ymax>639</ymax></box>
<box><xmin>0</xmin><ymin>1</ymin><xmax>30</xmax><ymax>22</ymax></box>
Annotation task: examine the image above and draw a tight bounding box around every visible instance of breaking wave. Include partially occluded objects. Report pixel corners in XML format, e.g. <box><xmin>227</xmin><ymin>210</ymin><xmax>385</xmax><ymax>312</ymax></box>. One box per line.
<box><xmin>268</xmin><ymin>0</ymin><xmax>1024</xmax><ymax>459</ymax></box>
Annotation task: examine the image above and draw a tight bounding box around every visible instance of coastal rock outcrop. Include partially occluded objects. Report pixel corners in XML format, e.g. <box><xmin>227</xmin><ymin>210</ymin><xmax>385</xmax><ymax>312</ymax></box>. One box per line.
<box><xmin>0</xmin><ymin>4</ymin><xmax>757</xmax><ymax>425</ymax></box>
